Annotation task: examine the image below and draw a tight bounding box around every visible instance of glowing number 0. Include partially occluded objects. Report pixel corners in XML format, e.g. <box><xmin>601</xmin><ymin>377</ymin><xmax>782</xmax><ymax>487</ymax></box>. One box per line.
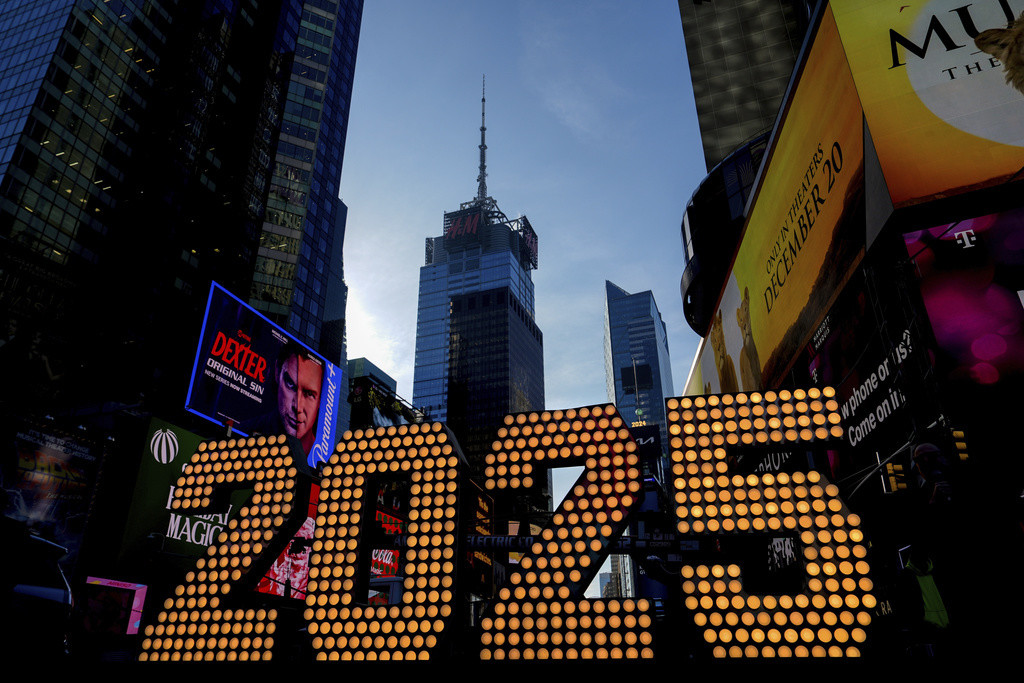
<box><xmin>305</xmin><ymin>422</ymin><xmax>463</xmax><ymax>661</ymax></box>
<box><xmin>138</xmin><ymin>435</ymin><xmax>307</xmax><ymax>661</ymax></box>
<box><xmin>666</xmin><ymin>388</ymin><xmax>875</xmax><ymax>659</ymax></box>
<box><xmin>480</xmin><ymin>405</ymin><xmax>655</xmax><ymax>661</ymax></box>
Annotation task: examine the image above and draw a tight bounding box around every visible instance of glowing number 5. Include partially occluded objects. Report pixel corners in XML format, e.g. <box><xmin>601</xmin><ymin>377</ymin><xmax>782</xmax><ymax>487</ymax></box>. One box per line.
<box><xmin>667</xmin><ymin>388</ymin><xmax>875</xmax><ymax>659</ymax></box>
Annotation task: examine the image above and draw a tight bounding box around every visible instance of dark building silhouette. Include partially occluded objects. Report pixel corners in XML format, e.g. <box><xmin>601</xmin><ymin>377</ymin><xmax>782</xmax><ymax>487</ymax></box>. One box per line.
<box><xmin>446</xmin><ymin>283</ymin><xmax>544</xmax><ymax>459</ymax></box>
<box><xmin>0</xmin><ymin>0</ymin><xmax>361</xmax><ymax>419</ymax></box>
<box><xmin>677</xmin><ymin>0</ymin><xmax>814</xmax><ymax>335</ymax></box>
<box><xmin>678</xmin><ymin>0</ymin><xmax>813</xmax><ymax>172</ymax></box>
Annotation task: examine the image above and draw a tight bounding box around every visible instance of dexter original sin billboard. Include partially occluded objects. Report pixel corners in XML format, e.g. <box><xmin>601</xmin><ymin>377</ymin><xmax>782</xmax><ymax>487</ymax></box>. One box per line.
<box><xmin>185</xmin><ymin>282</ymin><xmax>342</xmax><ymax>466</ymax></box>
<box><xmin>832</xmin><ymin>0</ymin><xmax>1024</xmax><ymax>206</ymax></box>
<box><xmin>686</xmin><ymin>5</ymin><xmax>866</xmax><ymax>395</ymax></box>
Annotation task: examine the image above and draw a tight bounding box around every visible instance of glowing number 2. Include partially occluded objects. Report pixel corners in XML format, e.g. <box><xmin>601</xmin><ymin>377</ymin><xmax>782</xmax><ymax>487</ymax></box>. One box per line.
<box><xmin>480</xmin><ymin>405</ymin><xmax>655</xmax><ymax>661</ymax></box>
<box><xmin>666</xmin><ymin>388</ymin><xmax>875</xmax><ymax>658</ymax></box>
<box><xmin>138</xmin><ymin>435</ymin><xmax>308</xmax><ymax>661</ymax></box>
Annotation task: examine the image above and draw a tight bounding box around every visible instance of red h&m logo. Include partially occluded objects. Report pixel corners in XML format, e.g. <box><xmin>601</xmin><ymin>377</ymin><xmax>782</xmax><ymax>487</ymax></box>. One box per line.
<box><xmin>445</xmin><ymin>211</ymin><xmax>480</xmax><ymax>239</ymax></box>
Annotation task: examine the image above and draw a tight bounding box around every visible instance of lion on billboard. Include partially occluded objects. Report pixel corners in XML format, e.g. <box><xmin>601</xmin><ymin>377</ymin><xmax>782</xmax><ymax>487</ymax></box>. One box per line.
<box><xmin>975</xmin><ymin>12</ymin><xmax>1024</xmax><ymax>95</ymax></box>
<box><xmin>736</xmin><ymin>287</ymin><xmax>763</xmax><ymax>391</ymax></box>
<box><xmin>709</xmin><ymin>310</ymin><xmax>739</xmax><ymax>394</ymax></box>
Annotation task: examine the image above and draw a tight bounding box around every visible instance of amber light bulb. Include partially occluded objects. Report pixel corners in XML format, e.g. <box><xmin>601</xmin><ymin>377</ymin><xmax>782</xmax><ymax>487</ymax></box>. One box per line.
<box><xmin>140</xmin><ymin>438</ymin><xmax>297</xmax><ymax>663</ymax></box>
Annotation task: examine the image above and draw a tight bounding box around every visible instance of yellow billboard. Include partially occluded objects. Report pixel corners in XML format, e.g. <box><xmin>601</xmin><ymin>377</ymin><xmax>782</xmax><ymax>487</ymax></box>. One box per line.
<box><xmin>687</xmin><ymin>6</ymin><xmax>865</xmax><ymax>395</ymax></box>
<box><xmin>832</xmin><ymin>0</ymin><xmax>1024</xmax><ymax>206</ymax></box>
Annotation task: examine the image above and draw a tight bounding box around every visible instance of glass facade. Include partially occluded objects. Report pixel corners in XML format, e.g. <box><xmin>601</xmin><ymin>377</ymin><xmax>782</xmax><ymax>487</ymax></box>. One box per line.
<box><xmin>447</xmin><ymin>284</ymin><xmax>544</xmax><ymax>459</ymax></box>
<box><xmin>0</xmin><ymin>0</ymin><xmax>167</xmax><ymax>270</ymax></box>
<box><xmin>0</xmin><ymin>0</ymin><xmax>360</xmax><ymax>416</ymax></box>
<box><xmin>604</xmin><ymin>281</ymin><xmax>674</xmax><ymax>447</ymax></box>
<box><xmin>413</xmin><ymin>208</ymin><xmax>544</xmax><ymax>463</ymax></box>
<box><xmin>249</xmin><ymin>0</ymin><xmax>362</xmax><ymax>356</ymax></box>
<box><xmin>411</xmin><ymin>222</ymin><xmax>540</xmax><ymax>423</ymax></box>
<box><xmin>604</xmin><ymin>281</ymin><xmax>672</xmax><ymax>600</ymax></box>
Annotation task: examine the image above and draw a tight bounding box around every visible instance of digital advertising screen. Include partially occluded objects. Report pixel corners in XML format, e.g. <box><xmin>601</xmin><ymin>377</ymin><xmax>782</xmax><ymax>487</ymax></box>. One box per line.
<box><xmin>257</xmin><ymin>483</ymin><xmax>320</xmax><ymax>600</ymax></box>
<box><xmin>832</xmin><ymin>0</ymin><xmax>1024</xmax><ymax>206</ymax></box>
<box><xmin>791</xmin><ymin>262</ymin><xmax>929</xmax><ymax>485</ymax></box>
<box><xmin>120</xmin><ymin>417</ymin><xmax>253</xmax><ymax>569</ymax></box>
<box><xmin>82</xmin><ymin>578</ymin><xmax>148</xmax><ymax>635</ymax></box>
<box><xmin>515</xmin><ymin>216</ymin><xmax>539</xmax><ymax>269</ymax></box>
<box><xmin>185</xmin><ymin>282</ymin><xmax>343</xmax><ymax>466</ymax></box>
<box><xmin>687</xmin><ymin>5</ymin><xmax>865</xmax><ymax>395</ymax></box>
<box><xmin>5</xmin><ymin>422</ymin><xmax>100</xmax><ymax>568</ymax></box>
<box><xmin>443</xmin><ymin>206</ymin><xmax>484</xmax><ymax>246</ymax></box>
<box><xmin>904</xmin><ymin>206</ymin><xmax>1024</xmax><ymax>387</ymax></box>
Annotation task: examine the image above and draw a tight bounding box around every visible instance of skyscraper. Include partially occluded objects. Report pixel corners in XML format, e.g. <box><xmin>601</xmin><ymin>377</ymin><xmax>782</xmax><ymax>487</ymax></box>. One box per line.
<box><xmin>412</xmin><ymin>82</ymin><xmax>543</xmax><ymax>464</ymax></box>
<box><xmin>0</xmin><ymin>0</ymin><xmax>361</xmax><ymax>417</ymax></box>
<box><xmin>248</xmin><ymin>1</ymin><xmax>362</xmax><ymax>361</ymax></box>
<box><xmin>600</xmin><ymin>555</ymin><xmax>634</xmax><ymax>599</ymax></box>
<box><xmin>604</xmin><ymin>282</ymin><xmax>672</xmax><ymax>599</ymax></box>
<box><xmin>677</xmin><ymin>0</ymin><xmax>813</xmax><ymax>171</ymax></box>
<box><xmin>604</xmin><ymin>281</ymin><xmax>673</xmax><ymax>446</ymax></box>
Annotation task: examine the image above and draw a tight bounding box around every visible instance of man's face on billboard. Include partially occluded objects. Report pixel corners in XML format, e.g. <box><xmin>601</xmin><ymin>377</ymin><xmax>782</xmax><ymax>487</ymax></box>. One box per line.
<box><xmin>277</xmin><ymin>354</ymin><xmax>323</xmax><ymax>442</ymax></box>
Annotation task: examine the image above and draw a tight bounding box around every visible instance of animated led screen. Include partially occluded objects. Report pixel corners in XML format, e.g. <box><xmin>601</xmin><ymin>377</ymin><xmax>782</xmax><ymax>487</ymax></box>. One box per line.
<box><xmin>185</xmin><ymin>282</ymin><xmax>343</xmax><ymax>465</ymax></box>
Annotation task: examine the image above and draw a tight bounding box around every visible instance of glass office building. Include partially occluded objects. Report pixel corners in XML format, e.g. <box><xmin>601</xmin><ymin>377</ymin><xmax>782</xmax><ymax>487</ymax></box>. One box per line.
<box><xmin>248</xmin><ymin>0</ymin><xmax>361</xmax><ymax>357</ymax></box>
<box><xmin>0</xmin><ymin>0</ymin><xmax>360</xmax><ymax>415</ymax></box>
<box><xmin>603</xmin><ymin>281</ymin><xmax>672</xmax><ymax>600</ymax></box>
<box><xmin>412</xmin><ymin>201</ymin><xmax>543</xmax><ymax>463</ymax></box>
<box><xmin>604</xmin><ymin>281</ymin><xmax>673</xmax><ymax>446</ymax></box>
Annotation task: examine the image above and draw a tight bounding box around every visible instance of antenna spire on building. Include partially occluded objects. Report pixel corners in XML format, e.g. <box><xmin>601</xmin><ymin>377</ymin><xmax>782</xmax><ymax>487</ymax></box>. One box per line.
<box><xmin>476</xmin><ymin>74</ymin><xmax>488</xmax><ymax>201</ymax></box>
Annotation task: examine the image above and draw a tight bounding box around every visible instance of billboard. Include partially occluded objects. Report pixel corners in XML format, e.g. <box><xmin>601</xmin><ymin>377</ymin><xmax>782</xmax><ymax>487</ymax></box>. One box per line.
<box><xmin>786</xmin><ymin>258</ymin><xmax>935</xmax><ymax>490</ymax></box>
<box><xmin>256</xmin><ymin>482</ymin><xmax>320</xmax><ymax>599</ymax></box>
<box><xmin>443</xmin><ymin>206</ymin><xmax>484</xmax><ymax>245</ymax></box>
<box><xmin>832</xmin><ymin>0</ymin><xmax>1024</xmax><ymax>206</ymax></box>
<box><xmin>82</xmin><ymin>578</ymin><xmax>148</xmax><ymax>635</ymax></box>
<box><xmin>514</xmin><ymin>215</ymin><xmax>539</xmax><ymax>269</ymax></box>
<box><xmin>370</xmin><ymin>480</ymin><xmax>406</xmax><ymax>579</ymax></box>
<box><xmin>904</xmin><ymin>206</ymin><xmax>1024</xmax><ymax>386</ymax></box>
<box><xmin>185</xmin><ymin>282</ymin><xmax>342</xmax><ymax>465</ymax></box>
<box><xmin>120</xmin><ymin>417</ymin><xmax>251</xmax><ymax>568</ymax></box>
<box><xmin>4</xmin><ymin>422</ymin><xmax>101</xmax><ymax>567</ymax></box>
<box><xmin>687</xmin><ymin>5</ymin><xmax>865</xmax><ymax>394</ymax></box>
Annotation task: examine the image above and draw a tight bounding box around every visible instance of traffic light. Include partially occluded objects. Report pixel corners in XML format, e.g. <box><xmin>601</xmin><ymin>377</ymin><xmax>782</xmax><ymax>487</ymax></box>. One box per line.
<box><xmin>953</xmin><ymin>429</ymin><xmax>968</xmax><ymax>461</ymax></box>
<box><xmin>885</xmin><ymin>462</ymin><xmax>907</xmax><ymax>492</ymax></box>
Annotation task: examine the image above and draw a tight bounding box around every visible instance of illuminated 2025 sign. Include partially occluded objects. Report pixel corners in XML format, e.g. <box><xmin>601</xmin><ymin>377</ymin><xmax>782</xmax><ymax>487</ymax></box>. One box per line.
<box><xmin>139</xmin><ymin>388</ymin><xmax>871</xmax><ymax>661</ymax></box>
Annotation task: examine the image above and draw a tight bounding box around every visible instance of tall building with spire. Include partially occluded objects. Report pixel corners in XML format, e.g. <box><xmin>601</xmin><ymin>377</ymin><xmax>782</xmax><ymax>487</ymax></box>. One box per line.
<box><xmin>412</xmin><ymin>79</ymin><xmax>543</xmax><ymax>466</ymax></box>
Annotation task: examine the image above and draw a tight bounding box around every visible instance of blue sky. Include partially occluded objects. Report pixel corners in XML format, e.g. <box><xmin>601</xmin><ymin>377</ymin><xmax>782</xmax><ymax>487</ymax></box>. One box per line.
<box><xmin>341</xmin><ymin>1</ymin><xmax>705</xmax><ymax>421</ymax></box>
